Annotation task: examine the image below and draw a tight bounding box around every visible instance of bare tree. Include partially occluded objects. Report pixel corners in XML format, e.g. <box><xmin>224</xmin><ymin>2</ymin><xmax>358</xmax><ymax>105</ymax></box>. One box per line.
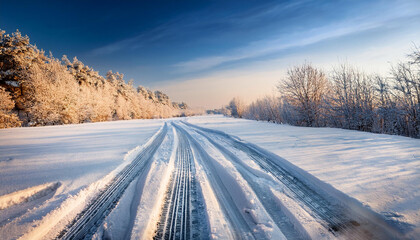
<box><xmin>328</xmin><ymin>64</ymin><xmax>375</xmax><ymax>131</ymax></box>
<box><xmin>277</xmin><ymin>63</ymin><xmax>328</xmax><ymax>126</ymax></box>
<box><xmin>229</xmin><ymin>97</ymin><xmax>245</xmax><ymax>118</ymax></box>
<box><xmin>243</xmin><ymin>96</ymin><xmax>283</xmax><ymax>123</ymax></box>
<box><xmin>391</xmin><ymin>61</ymin><xmax>419</xmax><ymax>137</ymax></box>
<box><xmin>230</xmin><ymin>50</ymin><xmax>419</xmax><ymax>138</ymax></box>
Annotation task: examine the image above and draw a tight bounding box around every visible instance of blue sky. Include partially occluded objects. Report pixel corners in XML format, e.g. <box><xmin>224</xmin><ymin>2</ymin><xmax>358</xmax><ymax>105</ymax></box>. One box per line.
<box><xmin>1</xmin><ymin>0</ymin><xmax>420</xmax><ymax>108</ymax></box>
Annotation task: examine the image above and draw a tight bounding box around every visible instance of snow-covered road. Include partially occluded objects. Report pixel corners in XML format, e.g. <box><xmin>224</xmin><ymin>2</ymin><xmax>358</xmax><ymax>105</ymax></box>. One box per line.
<box><xmin>154</xmin><ymin>124</ymin><xmax>207</xmax><ymax>239</ymax></box>
<box><xmin>0</xmin><ymin>116</ymin><xmax>417</xmax><ymax>239</ymax></box>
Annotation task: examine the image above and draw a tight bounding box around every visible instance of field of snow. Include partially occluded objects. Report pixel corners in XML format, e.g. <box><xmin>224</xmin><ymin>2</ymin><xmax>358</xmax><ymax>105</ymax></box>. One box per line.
<box><xmin>188</xmin><ymin>115</ymin><xmax>420</xmax><ymax>236</ymax></box>
<box><xmin>0</xmin><ymin>119</ymin><xmax>163</xmax><ymax>239</ymax></box>
<box><xmin>0</xmin><ymin>115</ymin><xmax>418</xmax><ymax>239</ymax></box>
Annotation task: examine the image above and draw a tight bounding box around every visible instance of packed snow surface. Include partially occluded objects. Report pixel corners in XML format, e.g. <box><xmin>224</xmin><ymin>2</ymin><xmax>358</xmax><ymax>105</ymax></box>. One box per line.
<box><xmin>0</xmin><ymin>115</ymin><xmax>418</xmax><ymax>239</ymax></box>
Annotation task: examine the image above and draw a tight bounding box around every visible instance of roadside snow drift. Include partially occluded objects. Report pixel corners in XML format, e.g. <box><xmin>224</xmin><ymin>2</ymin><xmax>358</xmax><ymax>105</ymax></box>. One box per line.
<box><xmin>0</xmin><ymin>182</ymin><xmax>60</xmax><ymax>210</ymax></box>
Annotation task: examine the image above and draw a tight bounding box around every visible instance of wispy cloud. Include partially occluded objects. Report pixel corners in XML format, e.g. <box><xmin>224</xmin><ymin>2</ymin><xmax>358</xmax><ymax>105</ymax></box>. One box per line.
<box><xmin>173</xmin><ymin>7</ymin><xmax>420</xmax><ymax>73</ymax></box>
<box><xmin>89</xmin><ymin>21</ymin><xmax>183</xmax><ymax>55</ymax></box>
<box><xmin>89</xmin><ymin>1</ymin><xmax>307</xmax><ymax>56</ymax></box>
<box><xmin>87</xmin><ymin>0</ymin><xmax>420</xmax><ymax>82</ymax></box>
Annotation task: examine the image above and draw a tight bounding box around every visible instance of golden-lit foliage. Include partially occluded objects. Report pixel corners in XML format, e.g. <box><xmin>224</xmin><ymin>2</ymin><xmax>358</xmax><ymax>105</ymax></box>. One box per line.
<box><xmin>0</xmin><ymin>30</ymin><xmax>189</xmax><ymax>128</ymax></box>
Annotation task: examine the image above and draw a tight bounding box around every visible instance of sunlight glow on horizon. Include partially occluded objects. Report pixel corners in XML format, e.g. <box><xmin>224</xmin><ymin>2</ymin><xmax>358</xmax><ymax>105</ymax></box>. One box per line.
<box><xmin>153</xmin><ymin>30</ymin><xmax>420</xmax><ymax>109</ymax></box>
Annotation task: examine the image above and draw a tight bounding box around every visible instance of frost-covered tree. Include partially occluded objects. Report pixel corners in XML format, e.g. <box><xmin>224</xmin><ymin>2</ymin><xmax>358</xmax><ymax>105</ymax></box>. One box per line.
<box><xmin>278</xmin><ymin>64</ymin><xmax>328</xmax><ymax>126</ymax></box>
<box><xmin>243</xmin><ymin>96</ymin><xmax>283</xmax><ymax>123</ymax></box>
<box><xmin>23</xmin><ymin>58</ymin><xmax>80</xmax><ymax>125</ymax></box>
<box><xmin>0</xmin><ymin>29</ymin><xmax>46</xmax><ymax>116</ymax></box>
<box><xmin>232</xmin><ymin>51</ymin><xmax>419</xmax><ymax>138</ymax></box>
<box><xmin>228</xmin><ymin>97</ymin><xmax>245</xmax><ymax>118</ymax></box>
<box><xmin>0</xmin><ymin>87</ymin><xmax>21</xmax><ymax>128</ymax></box>
<box><xmin>155</xmin><ymin>91</ymin><xmax>171</xmax><ymax>105</ymax></box>
<box><xmin>0</xmin><ymin>29</ymin><xmax>188</xmax><ymax>127</ymax></box>
<box><xmin>328</xmin><ymin>65</ymin><xmax>375</xmax><ymax>131</ymax></box>
<box><xmin>390</xmin><ymin>61</ymin><xmax>419</xmax><ymax>137</ymax></box>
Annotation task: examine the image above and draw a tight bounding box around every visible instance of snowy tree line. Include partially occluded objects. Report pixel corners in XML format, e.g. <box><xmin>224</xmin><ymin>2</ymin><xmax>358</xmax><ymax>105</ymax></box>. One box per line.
<box><xmin>225</xmin><ymin>50</ymin><xmax>420</xmax><ymax>138</ymax></box>
<box><xmin>0</xmin><ymin>30</ymin><xmax>191</xmax><ymax>128</ymax></box>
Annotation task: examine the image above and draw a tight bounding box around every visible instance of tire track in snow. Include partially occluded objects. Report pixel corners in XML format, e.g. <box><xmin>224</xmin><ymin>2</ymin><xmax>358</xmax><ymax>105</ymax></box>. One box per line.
<box><xmin>57</xmin><ymin>123</ymin><xmax>168</xmax><ymax>240</ymax></box>
<box><xmin>153</xmin><ymin>125</ymin><xmax>208</xmax><ymax>240</ymax></box>
<box><xmin>184</xmin><ymin>123</ymin><xmax>309</xmax><ymax>240</ymax></box>
<box><xmin>174</xmin><ymin>123</ymin><xmax>265</xmax><ymax>240</ymax></box>
<box><xmin>183</xmin><ymin>121</ymin><xmax>403</xmax><ymax>240</ymax></box>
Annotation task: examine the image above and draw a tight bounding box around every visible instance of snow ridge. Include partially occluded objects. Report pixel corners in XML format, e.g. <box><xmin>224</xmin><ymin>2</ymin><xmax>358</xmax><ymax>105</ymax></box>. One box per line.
<box><xmin>0</xmin><ymin>182</ymin><xmax>60</xmax><ymax>210</ymax></box>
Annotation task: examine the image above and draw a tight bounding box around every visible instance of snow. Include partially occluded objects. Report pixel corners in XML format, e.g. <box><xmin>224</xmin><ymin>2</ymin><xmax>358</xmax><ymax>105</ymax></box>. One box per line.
<box><xmin>193</xmin><ymin>154</ymin><xmax>235</xmax><ymax>239</ymax></box>
<box><xmin>187</xmin><ymin>115</ymin><xmax>420</xmax><ymax>236</ymax></box>
<box><xmin>186</xmin><ymin>126</ymin><xmax>286</xmax><ymax>239</ymax></box>
<box><xmin>92</xmin><ymin>127</ymin><xmax>175</xmax><ymax>240</ymax></box>
<box><xmin>130</xmin><ymin>125</ymin><xmax>177</xmax><ymax>239</ymax></box>
<box><xmin>0</xmin><ymin>119</ymin><xmax>163</xmax><ymax>196</ymax></box>
<box><xmin>270</xmin><ymin>188</ymin><xmax>332</xmax><ymax>239</ymax></box>
<box><xmin>0</xmin><ymin>119</ymin><xmax>164</xmax><ymax>239</ymax></box>
<box><xmin>0</xmin><ymin>115</ymin><xmax>418</xmax><ymax>239</ymax></box>
<box><xmin>0</xmin><ymin>182</ymin><xmax>60</xmax><ymax>210</ymax></box>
